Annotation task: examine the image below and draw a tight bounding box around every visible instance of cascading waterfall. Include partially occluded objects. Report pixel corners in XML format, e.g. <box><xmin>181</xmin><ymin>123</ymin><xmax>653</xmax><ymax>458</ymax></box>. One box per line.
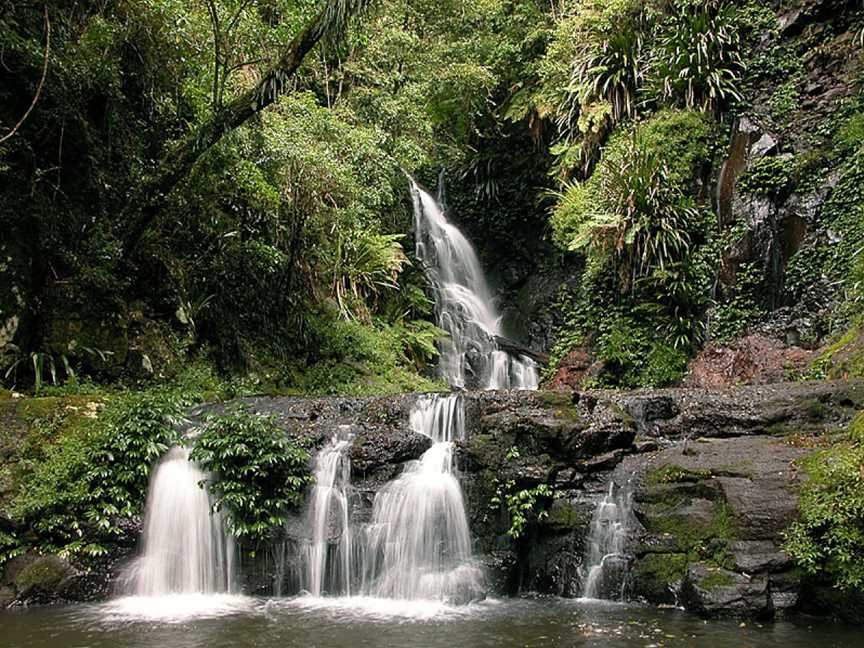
<box><xmin>411</xmin><ymin>180</ymin><xmax>538</xmax><ymax>390</ymax></box>
<box><xmin>581</xmin><ymin>481</ymin><xmax>633</xmax><ymax>600</ymax></box>
<box><xmin>295</xmin><ymin>179</ymin><xmax>541</xmax><ymax>604</ymax></box>
<box><xmin>360</xmin><ymin>394</ymin><xmax>483</xmax><ymax>602</ymax></box>
<box><xmin>301</xmin><ymin>427</ymin><xmax>355</xmax><ymax>597</ymax></box>
<box><xmin>124</xmin><ymin>446</ymin><xmax>235</xmax><ymax>596</ymax></box>
<box><xmin>297</xmin><ymin>395</ymin><xmax>483</xmax><ymax>603</ymax></box>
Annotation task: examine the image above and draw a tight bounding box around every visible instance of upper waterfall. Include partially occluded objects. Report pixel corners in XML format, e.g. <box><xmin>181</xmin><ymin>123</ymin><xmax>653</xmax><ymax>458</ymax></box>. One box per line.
<box><xmin>410</xmin><ymin>180</ymin><xmax>538</xmax><ymax>390</ymax></box>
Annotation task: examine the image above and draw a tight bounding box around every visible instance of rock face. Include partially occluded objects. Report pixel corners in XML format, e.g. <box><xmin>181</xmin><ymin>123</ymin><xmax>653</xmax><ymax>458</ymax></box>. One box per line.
<box><xmin>684</xmin><ymin>335</ymin><xmax>817</xmax><ymax>388</ymax></box>
<box><xmin>625</xmin><ymin>436</ymin><xmax>810</xmax><ymax>617</ymax></box>
<box><xmin>192</xmin><ymin>380</ymin><xmax>861</xmax><ymax>615</ymax></box>
<box><xmin>6</xmin><ymin>380</ymin><xmax>861</xmax><ymax>619</ymax></box>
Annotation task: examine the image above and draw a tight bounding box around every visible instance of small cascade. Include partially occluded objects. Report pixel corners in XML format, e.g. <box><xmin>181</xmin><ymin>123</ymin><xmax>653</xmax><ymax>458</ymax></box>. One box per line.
<box><xmin>301</xmin><ymin>427</ymin><xmax>355</xmax><ymax>597</ymax></box>
<box><xmin>411</xmin><ymin>180</ymin><xmax>538</xmax><ymax>390</ymax></box>
<box><xmin>297</xmin><ymin>395</ymin><xmax>483</xmax><ymax>603</ymax></box>
<box><xmin>361</xmin><ymin>394</ymin><xmax>483</xmax><ymax>602</ymax></box>
<box><xmin>581</xmin><ymin>481</ymin><xmax>633</xmax><ymax>600</ymax></box>
<box><xmin>125</xmin><ymin>446</ymin><xmax>235</xmax><ymax>596</ymax></box>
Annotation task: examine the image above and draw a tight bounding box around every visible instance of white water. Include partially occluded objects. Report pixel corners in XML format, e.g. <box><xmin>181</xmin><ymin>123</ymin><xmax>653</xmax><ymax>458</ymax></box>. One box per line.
<box><xmin>302</xmin><ymin>427</ymin><xmax>355</xmax><ymax>597</ymax></box>
<box><xmin>411</xmin><ymin>180</ymin><xmax>538</xmax><ymax>390</ymax></box>
<box><xmin>581</xmin><ymin>481</ymin><xmax>632</xmax><ymax>600</ymax></box>
<box><xmin>361</xmin><ymin>394</ymin><xmax>483</xmax><ymax>602</ymax></box>
<box><xmin>123</xmin><ymin>446</ymin><xmax>235</xmax><ymax>596</ymax></box>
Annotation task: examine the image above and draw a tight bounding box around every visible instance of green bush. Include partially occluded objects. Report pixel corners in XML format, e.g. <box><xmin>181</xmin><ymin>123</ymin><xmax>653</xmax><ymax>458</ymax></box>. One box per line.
<box><xmin>785</xmin><ymin>414</ymin><xmax>864</xmax><ymax>591</ymax></box>
<box><xmin>10</xmin><ymin>390</ymin><xmax>186</xmax><ymax>556</ymax></box>
<box><xmin>648</xmin><ymin>0</ymin><xmax>743</xmax><ymax>112</ymax></box>
<box><xmin>190</xmin><ymin>408</ymin><xmax>313</xmax><ymax>544</ymax></box>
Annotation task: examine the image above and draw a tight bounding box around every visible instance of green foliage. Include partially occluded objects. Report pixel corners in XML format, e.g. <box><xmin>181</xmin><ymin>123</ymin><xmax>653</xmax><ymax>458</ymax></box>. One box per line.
<box><xmin>648</xmin><ymin>0</ymin><xmax>744</xmax><ymax>112</ymax></box>
<box><xmin>535</xmin><ymin>0</ymin><xmax>748</xmax><ymax>174</ymax></box>
<box><xmin>190</xmin><ymin>407</ymin><xmax>313</xmax><ymax>544</ymax></box>
<box><xmin>283</xmin><ymin>311</ymin><xmax>445</xmax><ymax>396</ymax></box>
<box><xmin>489</xmin><ymin>446</ymin><xmax>554</xmax><ymax>539</ymax></box>
<box><xmin>546</xmin><ymin>111</ymin><xmax>717</xmax><ymax>387</ymax></box>
<box><xmin>768</xmin><ymin>80</ymin><xmax>801</xmax><ymax>124</ymax></box>
<box><xmin>9</xmin><ymin>389</ymin><xmax>187</xmax><ymax>556</ymax></box>
<box><xmin>709</xmin><ymin>261</ymin><xmax>766</xmax><ymax>344</ymax></box>
<box><xmin>785</xmin><ymin>414</ymin><xmax>864</xmax><ymax>591</ymax></box>
<box><xmin>737</xmin><ymin>155</ymin><xmax>799</xmax><ymax>197</ymax></box>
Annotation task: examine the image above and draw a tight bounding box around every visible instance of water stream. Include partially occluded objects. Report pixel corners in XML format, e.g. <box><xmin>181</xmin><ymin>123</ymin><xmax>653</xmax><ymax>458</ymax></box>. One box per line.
<box><xmin>361</xmin><ymin>394</ymin><xmax>483</xmax><ymax>602</ymax></box>
<box><xmin>122</xmin><ymin>446</ymin><xmax>235</xmax><ymax>597</ymax></box>
<box><xmin>581</xmin><ymin>481</ymin><xmax>633</xmax><ymax>600</ymax></box>
<box><xmin>301</xmin><ymin>427</ymin><xmax>355</xmax><ymax>597</ymax></box>
<box><xmin>292</xmin><ymin>179</ymin><xmax>540</xmax><ymax>604</ymax></box>
<box><xmin>411</xmin><ymin>179</ymin><xmax>538</xmax><ymax>390</ymax></box>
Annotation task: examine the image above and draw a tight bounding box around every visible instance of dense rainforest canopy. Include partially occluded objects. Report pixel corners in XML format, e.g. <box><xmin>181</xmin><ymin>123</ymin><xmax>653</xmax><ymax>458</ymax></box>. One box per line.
<box><xmin>1</xmin><ymin>0</ymin><xmax>862</xmax><ymax>394</ymax></box>
<box><xmin>2</xmin><ymin>0</ymin><xmax>864</xmax><ymax>609</ymax></box>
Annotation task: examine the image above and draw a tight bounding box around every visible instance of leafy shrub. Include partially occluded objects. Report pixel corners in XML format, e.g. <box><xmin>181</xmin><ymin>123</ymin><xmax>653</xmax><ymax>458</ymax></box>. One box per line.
<box><xmin>555</xmin><ymin>132</ymin><xmax>699</xmax><ymax>294</ymax></box>
<box><xmin>10</xmin><ymin>390</ymin><xmax>186</xmax><ymax>556</ymax></box>
<box><xmin>785</xmin><ymin>414</ymin><xmax>864</xmax><ymax>591</ymax></box>
<box><xmin>648</xmin><ymin>0</ymin><xmax>743</xmax><ymax>112</ymax></box>
<box><xmin>538</xmin><ymin>0</ymin><xmax>647</xmax><ymax>170</ymax></box>
<box><xmin>489</xmin><ymin>447</ymin><xmax>554</xmax><ymax>539</ymax></box>
<box><xmin>190</xmin><ymin>408</ymin><xmax>313</xmax><ymax>544</ymax></box>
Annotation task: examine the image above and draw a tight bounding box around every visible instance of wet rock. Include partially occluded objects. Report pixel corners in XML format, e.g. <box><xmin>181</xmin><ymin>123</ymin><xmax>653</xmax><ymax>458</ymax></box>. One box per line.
<box><xmin>350</xmin><ymin>427</ymin><xmax>432</xmax><ymax>482</ymax></box>
<box><xmin>681</xmin><ymin>563</ymin><xmax>770</xmax><ymax>617</ymax></box>
<box><xmin>4</xmin><ymin>554</ymin><xmax>80</xmax><ymax>605</ymax></box>
<box><xmin>731</xmin><ymin>541</ymin><xmax>793</xmax><ymax>573</ymax></box>
<box><xmin>718</xmin><ymin>476</ymin><xmax>799</xmax><ymax>541</ymax></box>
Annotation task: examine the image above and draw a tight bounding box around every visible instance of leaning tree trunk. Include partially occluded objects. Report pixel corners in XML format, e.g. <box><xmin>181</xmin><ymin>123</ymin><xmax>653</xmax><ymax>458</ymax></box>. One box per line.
<box><xmin>121</xmin><ymin>0</ymin><xmax>371</xmax><ymax>258</ymax></box>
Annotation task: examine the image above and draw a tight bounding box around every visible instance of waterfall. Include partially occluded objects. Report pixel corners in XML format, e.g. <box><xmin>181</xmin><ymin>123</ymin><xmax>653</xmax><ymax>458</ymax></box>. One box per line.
<box><xmin>301</xmin><ymin>428</ymin><xmax>355</xmax><ymax>597</ymax></box>
<box><xmin>297</xmin><ymin>395</ymin><xmax>483</xmax><ymax>603</ymax></box>
<box><xmin>411</xmin><ymin>180</ymin><xmax>538</xmax><ymax>390</ymax></box>
<box><xmin>124</xmin><ymin>447</ymin><xmax>235</xmax><ymax>596</ymax></box>
<box><xmin>581</xmin><ymin>481</ymin><xmax>633</xmax><ymax>600</ymax></box>
<box><xmin>293</xmin><ymin>179</ymin><xmax>541</xmax><ymax>603</ymax></box>
<box><xmin>361</xmin><ymin>394</ymin><xmax>483</xmax><ymax>603</ymax></box>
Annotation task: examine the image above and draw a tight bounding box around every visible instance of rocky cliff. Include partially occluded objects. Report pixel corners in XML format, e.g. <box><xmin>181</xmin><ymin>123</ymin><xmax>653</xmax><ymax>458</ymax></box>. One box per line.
<box><xmin>4</xmin><ymin>380</ymin><xmax>862</xmax><ymax>618</ymax></box>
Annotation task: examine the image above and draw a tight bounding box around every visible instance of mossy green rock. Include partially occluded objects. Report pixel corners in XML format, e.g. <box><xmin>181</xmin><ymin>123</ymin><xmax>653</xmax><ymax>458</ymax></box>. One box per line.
<box><xmin>12</xmin><ymin>555</ymin><xmax>77</xmax><ymax>597</ymax></box>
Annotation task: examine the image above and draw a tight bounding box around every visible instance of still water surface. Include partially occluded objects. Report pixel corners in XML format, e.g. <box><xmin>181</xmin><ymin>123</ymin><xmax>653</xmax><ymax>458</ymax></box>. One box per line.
<box><xmin>1</xmin><ymin>595</ymin><xmax>858</xmax><ymax>648</ymax></box>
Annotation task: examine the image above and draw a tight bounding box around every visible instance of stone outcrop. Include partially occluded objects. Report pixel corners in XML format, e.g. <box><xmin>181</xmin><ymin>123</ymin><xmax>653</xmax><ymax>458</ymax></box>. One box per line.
<box><xmin>684</xmin><ymin>335</ymin><xmax>817</xmax><ymax>388</ymax></box>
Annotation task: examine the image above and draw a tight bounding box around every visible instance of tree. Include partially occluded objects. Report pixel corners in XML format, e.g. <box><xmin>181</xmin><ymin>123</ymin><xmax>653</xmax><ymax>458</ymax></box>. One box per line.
<box><xmin>120</xmin><ymin>0</ymin><xmax>374</xmax><ymax>258</ymax></box>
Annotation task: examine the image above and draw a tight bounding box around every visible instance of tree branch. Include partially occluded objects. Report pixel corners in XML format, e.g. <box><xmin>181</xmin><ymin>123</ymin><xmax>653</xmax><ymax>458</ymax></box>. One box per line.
<box><xmin>0</xmin><ymin>6</ymin><xmax>50</xmax><ymax>145</ymax></box>
<box><xmin>120</xmin><ymin>0</ymin><xmax>372</xmax><ymax>259</ymax></box>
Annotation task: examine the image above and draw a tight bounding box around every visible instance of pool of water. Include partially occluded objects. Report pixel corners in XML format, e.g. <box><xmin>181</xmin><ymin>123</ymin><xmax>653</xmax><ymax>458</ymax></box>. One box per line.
<box><xmin>1</xmin><ymin>596</ymin><xmax>858</xmax><ymax>648</ymax></box>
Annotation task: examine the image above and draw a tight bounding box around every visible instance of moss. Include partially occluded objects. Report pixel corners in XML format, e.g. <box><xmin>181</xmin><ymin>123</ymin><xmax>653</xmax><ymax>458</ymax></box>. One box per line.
<box><xmin>633</xmin><ymin>553</ymin><xmax>689</xmax><ymax>600</ymax></box>
<box><xmin>537</xmin><ymin>391</ymin><xmax>584</xmax><ymax>423</ymax></box>
<box><xmin>647</xmin><ymin>464</ymin><xmax>713</xmax><ymax>486</ymax></box>
<box><xmin>14</xmin><ymin>557</ymin><xmax>69</xmax><ymax>592</ymax></box>
<box><xmin>18</xmin><ymin>397</ymin><xmax>63</xmax><ymax>422</ymax></box>
<box><xmin>545</xmin><ymin>499</ymin><xmax>585</xmax><ymax>530</ymax></box>
<box><xmin>609</xmin><ymin>403</ymin><xmax>636</xmax><ymax>429</ymax></box>
<box><xmin>810</xmin><ymin>325</ymin><xmax>864</xmax><ymax>380</ymax></box>
<box><xmin>700</xmin><ymin>569</ymin><xmax>736</xmax><ymax>589</ymax></box>
<box><xmin>802</xmin><ymin>399</ymin><xmax>828</xmax><ymax>421</ymax></box>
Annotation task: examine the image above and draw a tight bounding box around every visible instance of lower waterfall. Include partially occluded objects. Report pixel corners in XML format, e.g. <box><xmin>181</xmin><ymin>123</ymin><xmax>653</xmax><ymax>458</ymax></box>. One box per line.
<box><xmin>361</xmin><ymin>394</ymin><xmax>483</xmax><ymax>602</ymax></box>
<box><xmin>302</xmin><ymin>428</ymin><xmax>355</xmax><ymax>597</ymax></box>
<box><xmin>123</xmin><ymin>446</ymin><xmax>235</xmax><ymax>596</ymax></box>
<box><xmin>298</xmin><ymin>394</ymin><xmax>484</xmax><ymax>603</ymax></box>
<box><xmin>581</xmin><ymin>481</ymin><xmax>633</xmax><ymax>600</ymax></box>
